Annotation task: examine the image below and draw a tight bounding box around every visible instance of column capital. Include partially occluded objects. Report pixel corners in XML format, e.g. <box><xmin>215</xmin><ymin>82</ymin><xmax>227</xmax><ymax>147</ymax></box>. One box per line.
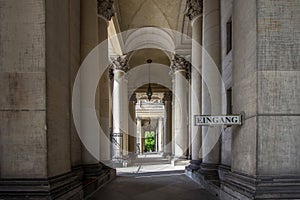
<box><xmin>97</xmin><ymin>0</ymin><xmax>115</xmax><ymax>21</ymax></box>
<box><xmin>170</xmin><ymin>54</ymin><xmax>191</xmax><ymax>76</ymax></box>
<box><xmin>110</xmin><ymin>55</ymin><xmax>129</xmax><ymax>73</ymax></box>
<box><xmin>109</xmin><ymin>67</ymin><xmax>114</xmax><ymax>80</ymax></box>
<box><xmin>185</xmin><ymin>0</ymin><xmax>203</xmax><ymax>21</ymax></box>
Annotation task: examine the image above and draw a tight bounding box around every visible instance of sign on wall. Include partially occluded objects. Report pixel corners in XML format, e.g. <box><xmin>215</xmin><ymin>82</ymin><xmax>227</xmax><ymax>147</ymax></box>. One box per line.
<box><xmin>195</xmin><ymin>115</ymin><xmax>242</xmax><ymax>126</ymax></box>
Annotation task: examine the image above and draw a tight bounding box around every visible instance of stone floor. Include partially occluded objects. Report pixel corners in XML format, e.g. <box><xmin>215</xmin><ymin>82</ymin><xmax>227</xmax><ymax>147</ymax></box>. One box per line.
<box><xmin>116</xmin><ymin>163</ymin><xmax>186</xmax><ymax>174</ymax></box>
<box><xmin>89</xmin><ymin>171</ymin><xmax>219</xmax><ymax>200</ymax></box>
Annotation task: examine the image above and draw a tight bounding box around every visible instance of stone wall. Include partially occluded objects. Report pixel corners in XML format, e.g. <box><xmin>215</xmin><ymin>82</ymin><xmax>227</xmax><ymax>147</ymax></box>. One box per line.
<box><xmin>46</xmin><ymin>0</ymin><xmax>72</xmax><ymax>178</ymax></box>
<box><xmin>220</xmin><ymin>0</ymin><xmax>233</xmax><ymax>168</ymax></box>
<box><xmin>221</xmin><ymin>0</ymin><xmax>300</xmax><ymax>199</ymax></box>
<box><xmin>232</xmin><ymin>0</ymin><xmax>257</xmax><ymax>175</ymax></box>
<box><xmin>256</xmin><ymin>0</ymin><xmax>300</xmax><ymax>175</ymax></box>
<box><xmin>69</xmin><ymin>0</ymin><xmax>82</xmax><ymax>168</ymax></box>
<box><xmin>0</xmin><ymin>0</ymin><xmax>47</xmax><ymax>178</ymax></box>
<box><xmin>232</xmin><ymin>0</ymin><xmax>300</xmax><ymax>178</ymax></box>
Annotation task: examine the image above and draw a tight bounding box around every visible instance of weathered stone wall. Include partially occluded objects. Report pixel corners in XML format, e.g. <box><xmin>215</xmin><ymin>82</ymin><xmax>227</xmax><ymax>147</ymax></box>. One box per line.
<box><xmin>256</xmin><ymin>0</ymin><xmax>300</xmax><ymax>175</ymax></box>
<box><xmin>232</xmin><ymin>0</ymin><xmax>257</xmax><ymax>175</ymax></box>
<box><xmin>80</xmin><ymin>0</ymin><xmax>101</xmax><ymax>164</ymax></box>
<box><xmin>232</xmin><ymin>0</ymin><xmax>300</xmax><ymax>177</ymax></box>
<box><xmin>70</xmin><ymin>0</ymin><xmax>82</xmax><ymax>168</ymax></box>
<box><xmin>46</xmin><ymin>0</ymin><xmax>73</xmax><ymax>177</ymax></box>
<box><xmin>220</xmin><ymin>0</ymin><xmax>233</xmax><ymax>167</ymax></box>
<box><xmin>0</xmin><ymin>0</ymin><xmax>47</xmax><ymax>178</ymax></box>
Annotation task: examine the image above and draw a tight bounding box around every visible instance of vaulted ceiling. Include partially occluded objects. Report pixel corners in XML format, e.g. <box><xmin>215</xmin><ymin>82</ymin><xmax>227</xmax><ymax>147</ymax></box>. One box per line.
<box><xmin>115</xmin><ymin>0</ymin><xmax>185</xmax><ymax>31</ymax></box>
<box><xmin>111</xmin><ymin>0</ymin><xmax>192</xmax><ymax>93</ymax></box>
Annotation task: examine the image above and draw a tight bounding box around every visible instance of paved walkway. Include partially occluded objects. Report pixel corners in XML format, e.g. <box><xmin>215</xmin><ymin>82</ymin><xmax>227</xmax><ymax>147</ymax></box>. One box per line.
<box><xmin>116</xmin><ymin>163</ymin><xmax>186</xmax><ymax>174</ymax></box>
<box><xmin>89</xmin><ymin>171</ymin><xmax>219</xmax><ymax>200</ymax></box>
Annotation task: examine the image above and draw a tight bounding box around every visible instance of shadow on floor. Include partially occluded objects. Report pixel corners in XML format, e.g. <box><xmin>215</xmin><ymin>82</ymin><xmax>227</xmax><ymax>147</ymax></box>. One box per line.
<box><xmin>89</xmin><ymin>172</ymin><xmax>219</xmax><ymax>200</ymax></box>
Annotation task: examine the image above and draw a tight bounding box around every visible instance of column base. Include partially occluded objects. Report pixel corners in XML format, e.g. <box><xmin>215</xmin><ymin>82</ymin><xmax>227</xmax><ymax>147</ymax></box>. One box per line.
<box><xmin>83</xmin><ymin>165</ymin><xmax>116</xmax><ymax>199</ymax></box>
<box><xmin>162</xmin><ymin>153</ymin><xmax>172</xmax><ymax>161</ymax></box>
<box><xmin>186</xmin><ymin>159</ymin><xmax>202</xmax><ymax>171</ymax></box>
<box><xmin>0</xmin><ymin>164</ymin><xmax>116</xmax><ymax>200</ymax></box>
<box><xmin>111</xmin><ymin>158</ymin><xmax>124</xmax><ymax>168</ymax></box>
<box><xmin>0</xmin><ymin>169</ymin><xmax>83</xmax><ymax>200</ymax></box>
<box><xmin>198</xmin><ymin>163</ymin><xmax>220</xmax><ymax>184</ymax></box>
<box><xmin>83</xmin><ymin>163</ymin><xmax>103</xmax><ymax>178</ymax></box>
<box><xmin>186</xmin><ymin>164</ymin><xmax>300</xmax><ymax>200</ymax></box>
<box><xmin>221</xmin><ymin>171</ymin><xmax>300</xmax><ymax>200</ymax></box>
<box><xmin>171</xmin><ymin>156</ymin><xmax>190</xmax><ymax>166</ymax></box>
<box><xmin>185</xmin><ymin>163</ymin><xmax>220</xmax><ymax>198</ymax></box>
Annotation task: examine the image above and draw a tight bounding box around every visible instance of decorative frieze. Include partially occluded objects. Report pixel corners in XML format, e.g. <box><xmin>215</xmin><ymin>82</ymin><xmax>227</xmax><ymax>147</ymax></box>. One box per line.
<box><xmin>97</xmin><ymin>0</ymin><xmax>115</xmax><ymax>21</ymax></box>
<box><xmin>110</xmin><ymin>55</ymin><xmax>129</xmax><ymax>73</ymax></box>
<box><xmin>185</xmin><ymin>0</ymin><xmax>203</xmax><ymax>21</ymax></box>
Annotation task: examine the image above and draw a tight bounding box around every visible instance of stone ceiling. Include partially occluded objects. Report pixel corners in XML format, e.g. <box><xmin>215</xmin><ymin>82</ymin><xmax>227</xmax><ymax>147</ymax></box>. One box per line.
<box><xmin>112</xmin><ymin>0</ymin><xmax>191</xmax><ymax>93</ymax></box>
<box><xmin>115</xmin><ymin>0</ymin><xmax>185</xmax><ymax>32</ymax></box>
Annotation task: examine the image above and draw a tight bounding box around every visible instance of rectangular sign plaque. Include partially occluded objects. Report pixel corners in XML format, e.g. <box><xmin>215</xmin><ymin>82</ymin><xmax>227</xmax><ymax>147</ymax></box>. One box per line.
<box><xmin>195</xmin><ymin>115</ymin><xmax>242</xmax><ymax>126</ymax></box>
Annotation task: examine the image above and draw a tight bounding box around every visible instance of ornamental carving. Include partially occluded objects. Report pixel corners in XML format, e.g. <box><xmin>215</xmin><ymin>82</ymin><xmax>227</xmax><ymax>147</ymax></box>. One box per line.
<box><xmin>185</xmin><ymin>0</ymin><xmax>203</xmax><ymax>20</ymax></box>
<box><xmin>130</xmin><ymin>93</ymin><xmax>137</xmax><ymax>102</ymax></box>
<box><xmin>110</xmin><ymin>55</ymin><xmax>129</xmax><ymax>72</ymax></box>
<box><xmin>163</xmin><ymin>92</ymin><xmax>172</xmax><ymax>103</ymax></box>
<box><xmin>109</xmin><ymin>66</ymin><xmax>114</xmax><ymax>80</ymax></box>
<box><xmin>98</xmin><ymin>0</ymin><xmax>115</xmax><ymax>21</ymax></box>
<box><xmin>170</xmin><ymin>54</ymin><xmax>191</xmax><ymax>74</ymax></box>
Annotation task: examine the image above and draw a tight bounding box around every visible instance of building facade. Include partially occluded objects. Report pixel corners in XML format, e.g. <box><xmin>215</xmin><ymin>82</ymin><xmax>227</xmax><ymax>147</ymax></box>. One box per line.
<box><xmin>0</xmin><ymin>0</ymin><xmax>299</xmax><ymax>199</ymax></box>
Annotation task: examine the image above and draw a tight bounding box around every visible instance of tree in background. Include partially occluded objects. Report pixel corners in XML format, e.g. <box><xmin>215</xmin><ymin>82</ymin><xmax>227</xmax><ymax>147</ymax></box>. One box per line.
<box><xmin>144</xmin><ymin>131</ymin><xmax>155</xmax><ymax>152</ymax></box>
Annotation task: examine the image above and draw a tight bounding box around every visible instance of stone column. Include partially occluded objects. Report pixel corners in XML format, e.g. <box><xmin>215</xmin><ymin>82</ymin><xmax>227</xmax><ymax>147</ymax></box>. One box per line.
<box><xmin>155</xmin><ymin>125</ymin><xmax>158</xmax><ymax>152</ymax></box>
<box><xmin>136</xmin><ymin>117</ymin><xmax>142</xmax><ymax>155</ymax></box>
<box><xmin>186</xmin><ymin>0</ymin><xmax>203</xmax><ymax>170</ymax></box>
<box><xmin>141</xmin><ymin>128</ymin><xmax>145</xmax><ymax>154</ymax></box>
<box><xmin>111</xmin><ymin>55</ymin><xmax>129</xmax><ymax>164</ymax></box>
<box><xmin>163</xmin><ymin>92</ymin><xmax>172</xmax><ymax>156</ymax></box>
<box><xmin>98</xmin><ymin>0</ymin><xmax>115</xmax><ymax>163</ymax></box>
<box><xmin>122</xmin><ymin>74</ymin><xmax>129</xmax><ymax>158</ymax></box>
<box><xmin>158</xmin><ymin>117</ymin><xmax>164</xmax><ymax>153</ymax></box>
<box><xmin>171</xmin><ymin>76</ymin><xmax>176</xmax><ymax>156</ymax></box>
<box><xmin>80</xmin><ymin>0</ymin><xmax>100</xmax><ymax>166</ymax></box>
<box><xmin>109</xmin><ymin>68</ymin><xmax>114</xmax><ymax>138</ymax></box>
<box><xmin>171</xmin><ymin>54</ymin><xmax>191</xmax><ymax>159</ymax></box>
<box><xmin>200</xmin><ymin>0</ymin><xmax>222</xmax><ymax>179</ymax></box>
<box><xmin>128</xmin><ymin>94</ymin><xmax>137</xmax><ymax>155</ymax></box>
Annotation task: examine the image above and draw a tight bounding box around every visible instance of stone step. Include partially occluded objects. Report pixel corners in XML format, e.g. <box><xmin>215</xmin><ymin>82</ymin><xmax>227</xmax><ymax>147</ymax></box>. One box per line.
<box><xmin>130</xmin><ymin>157</ymin><xmax>171</xmax><ymax>166</ymax></box>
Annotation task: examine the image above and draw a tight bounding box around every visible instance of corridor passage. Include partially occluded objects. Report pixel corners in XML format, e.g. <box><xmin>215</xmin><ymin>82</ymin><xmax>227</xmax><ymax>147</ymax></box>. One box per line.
<box><xmin>90</xmin><ymin>172</ymin><xmax>218</xmax><ymax>200</ymax></box>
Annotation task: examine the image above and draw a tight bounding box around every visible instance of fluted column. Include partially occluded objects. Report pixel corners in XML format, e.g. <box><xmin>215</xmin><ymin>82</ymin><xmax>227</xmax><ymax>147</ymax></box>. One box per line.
<box><xmin>111</xmin><ymin>55</ymin><xmax>129</xmax><ymax>164</ymax></box>
<box><xmin>163</xmin><ymin>92</ymin><xmax>172</xmax><ymax>156</ymax></box>
<box><xmin>171</xmin><ymin>54</ymin><xmax>191</xmax><ymax>159</ymax></box>
<box><xmin>186</xmin><ymin>0</ymin><xmax>203</xmax><ymax>170</ymax></box>
<box><xmin>200</xmin><ymin>0</ymin><xmax>222</xmax><ymax>177</ymax></box>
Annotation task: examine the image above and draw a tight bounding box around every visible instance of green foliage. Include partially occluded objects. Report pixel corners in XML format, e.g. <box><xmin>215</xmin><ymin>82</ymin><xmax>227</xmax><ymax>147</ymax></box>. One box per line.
<box><xmin>144</xmin><ymin>131</ymin><xmax>155</xmax><ymax>152</ymax></box>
